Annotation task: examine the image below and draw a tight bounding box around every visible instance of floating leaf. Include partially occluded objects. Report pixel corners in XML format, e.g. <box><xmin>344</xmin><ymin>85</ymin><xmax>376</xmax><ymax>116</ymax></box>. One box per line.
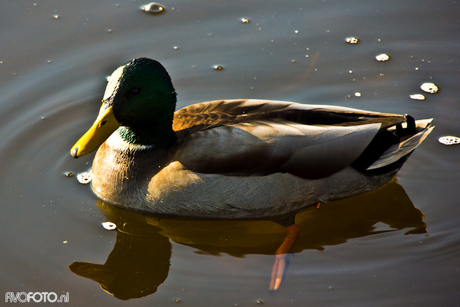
<box><xmin>140</xmin><ymin>2</ymin><xmax>165</xmax><ymax>14</ymax></box>
<box><xmin>409</xmin><ymin>94</ymin><xmax>426</xmax><ymax>101</ymax></box>
<box><xmin>420</xmin><ymin>82</ymin><xmax>439</xmax><ymax>94</ymax></box>
<box><xmin>375</xmin><ymin>54</ymin><xmax>390</xmax><ymax>62</ymax></box>
<box><xmin>102</xmin><ymin>222</ymin><xmax>117</xmax><ymax>230</ymax></box>
<box><xmin>438</xmin><ymin>136</ymin><xmax>460</xmax><ymax>146</ymax></box>
<box><xmin>77</xmin><ymin>171</ymin><xmax>91</xmax><ymax>184</ymax></box>
<box><xmin>345</xmin><ymin>37</ymin><xmax>359</xmax><ymax>44</ymax></box>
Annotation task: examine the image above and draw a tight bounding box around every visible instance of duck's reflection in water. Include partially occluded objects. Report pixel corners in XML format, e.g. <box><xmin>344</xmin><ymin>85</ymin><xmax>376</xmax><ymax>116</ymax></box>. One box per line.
<box><xmin>69</xmin><ymin>179</ymin><xmax>426</xmax><ymax>300</ymax></box>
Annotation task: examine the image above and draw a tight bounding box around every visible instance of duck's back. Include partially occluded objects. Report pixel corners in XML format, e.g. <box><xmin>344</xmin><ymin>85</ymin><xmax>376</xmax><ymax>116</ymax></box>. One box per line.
<box><xmin>171</xmin><ymin>99</ymin><xmax>432</xmax><ymax>179</ymax></box>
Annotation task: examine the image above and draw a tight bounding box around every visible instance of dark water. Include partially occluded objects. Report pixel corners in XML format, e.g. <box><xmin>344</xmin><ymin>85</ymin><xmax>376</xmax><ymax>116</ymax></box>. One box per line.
<box><xmin>1</xmin><ymin>1</ymin><xmax>459</xmax><ymax>306</ymax></box>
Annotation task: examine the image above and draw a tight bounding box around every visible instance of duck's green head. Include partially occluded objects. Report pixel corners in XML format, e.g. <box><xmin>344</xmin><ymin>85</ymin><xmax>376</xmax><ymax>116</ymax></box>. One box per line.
<box><xmin>71</xmin><ymin>58</ymin><xmax>177</xmax><ymax>158</ymax></box>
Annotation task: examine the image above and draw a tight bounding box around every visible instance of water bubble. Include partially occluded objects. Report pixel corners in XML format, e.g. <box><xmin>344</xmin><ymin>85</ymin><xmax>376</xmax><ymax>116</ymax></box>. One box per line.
<box><xmin>438</xmin><ymin>136</ymin><xmax>460</xmax><ymax>145</ymax></box>
<box><xmin>102</xmin><ymin>221</ymin><xmax>117</xmax><ymax>230</ymax></box>
<box><xmin>294</xmin><ymin>30</ymin><xmax>299</xmax><ymax>34</ymax></box>
<box><xmin>345</xmin><ymin>37</ymin><xmax>359</xmax><ymax>44</ymax></box>
<box><xmin>173</xmin><ymin>46</ymin><xmax>179</xmax><ymax>50</ymax></box>
<box><xmin>107</xmin><ymin>29</ymin><xmax>113</xmax><ymax>33</ymax></box>
<box><xmin>77</xmin><ymin>171</ymin><xmax>92</xmax><ymax>184</ymax></box>
<box><xmin>241</xmin><ymin>17</ymin><xmax>250</xmax><ymax>23</ymax></box>
<box><xmin>53</xmin><ymin>15</ymin><xmax>60</xmax><ymax>19</ymax></box>
<box><xmin>375</xmin><ymin>54</ymin><xmax>390</xmax><ymax>62</ymax></box>
<box><xmin>140</xmin><ymin>2</ymin><xmax>165</xmax><ymax>14</ymax></box>
<box><xmin>64</xmin><ymin>172</ymin><xmax>74</xmax><ymax>177</ymax></box>
<box><xmin>47</xmin><ymin>60</ymin><xmax>52</xmax><ymax>64</ymax></box>
<box><xmin>420</xmin><ymin>82</ymin><xmax>439</xmax><ymax>94</ymax></box>
<box><xmin>409</xmin><ymin>94</ymin><xmax>426</xmax><ymax>101</ymax></box>
<box><xmin>355</xmin><ymin>92</ymin><xmax>362</xmax><ymax>97</ymax></box>
<box><xmin>213</xmin><ymin>65</ymin><xmax>224</xmax><ymax>70</ymax></box>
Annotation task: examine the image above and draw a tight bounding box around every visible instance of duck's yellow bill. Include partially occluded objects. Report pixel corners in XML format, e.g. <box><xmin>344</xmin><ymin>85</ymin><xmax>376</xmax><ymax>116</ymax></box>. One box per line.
<box><xmin>70</xmin><ymin>105</ymin><xmax>121</xmax><ymax>158</ymax></box>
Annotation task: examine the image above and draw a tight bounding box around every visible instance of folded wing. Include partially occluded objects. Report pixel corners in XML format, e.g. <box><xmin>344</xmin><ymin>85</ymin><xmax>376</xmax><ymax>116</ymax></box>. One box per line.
<box><xmin>171</xmin><ymin>99</ymin><xmax>403</xmax><ymax>179</ymax></box>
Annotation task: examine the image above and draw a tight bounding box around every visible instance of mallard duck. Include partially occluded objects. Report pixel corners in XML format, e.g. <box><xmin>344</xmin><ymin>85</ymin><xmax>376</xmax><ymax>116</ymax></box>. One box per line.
<box><xmin>70</xmin><ymin>57</ymin><xmax>433</xmax><ymax>290</ymax></box>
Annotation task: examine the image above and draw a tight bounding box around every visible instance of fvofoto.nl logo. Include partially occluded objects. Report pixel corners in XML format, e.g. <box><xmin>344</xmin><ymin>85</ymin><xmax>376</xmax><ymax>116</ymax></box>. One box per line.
<box><xmin>5</xmin><ymin>292</ymin><xmax>69</xmax><ymax>303</ymax></box>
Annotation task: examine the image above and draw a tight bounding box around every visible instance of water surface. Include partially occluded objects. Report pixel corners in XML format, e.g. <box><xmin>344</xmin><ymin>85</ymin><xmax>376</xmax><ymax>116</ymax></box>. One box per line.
<box><xmin>1</xmin><ymin>1</ymin><xmax>459</xmax><ymax>306</ymax></box>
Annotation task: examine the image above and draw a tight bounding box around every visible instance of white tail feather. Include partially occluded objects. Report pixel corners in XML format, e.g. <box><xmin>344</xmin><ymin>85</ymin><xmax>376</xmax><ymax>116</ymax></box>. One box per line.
<box><xmin>367</xmin><ymin>119</ymin><xmax>434</xmax><ymax>170</ymax></box>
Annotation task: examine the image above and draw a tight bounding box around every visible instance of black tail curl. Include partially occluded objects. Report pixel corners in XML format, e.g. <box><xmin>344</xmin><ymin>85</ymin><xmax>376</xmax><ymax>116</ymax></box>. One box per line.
<box><xmin>351</xmin><ymin>114</ymin><xmax>418</xmax><ymax>173</ymax></box>
<box><xmin>396</xmin><ymin>114</ymin><xmax>416</xmax><ymax>137</ymax></box>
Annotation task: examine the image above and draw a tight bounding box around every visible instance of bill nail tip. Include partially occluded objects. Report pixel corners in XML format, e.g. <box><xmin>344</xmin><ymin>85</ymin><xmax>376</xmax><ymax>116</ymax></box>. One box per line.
<box><xmin>71</xmin><ymin>147</ymin><xmax>79</xmax><ymax>159</ymax></box>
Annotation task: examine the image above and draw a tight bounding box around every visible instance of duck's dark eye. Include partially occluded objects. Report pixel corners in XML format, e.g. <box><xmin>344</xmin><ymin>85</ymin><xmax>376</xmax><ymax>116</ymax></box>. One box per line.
<box><xmin>130</xmin><ymin>88</ymin><xmax>142</xmax><ymax>96</ymax></box>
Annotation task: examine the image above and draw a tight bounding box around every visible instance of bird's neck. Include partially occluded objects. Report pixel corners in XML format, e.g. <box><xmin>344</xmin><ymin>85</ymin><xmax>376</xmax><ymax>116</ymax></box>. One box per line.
<box><xmin>116</xmin><ymin>122</ymin><xmax>177</xmax><ymax>148</ymax></box>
